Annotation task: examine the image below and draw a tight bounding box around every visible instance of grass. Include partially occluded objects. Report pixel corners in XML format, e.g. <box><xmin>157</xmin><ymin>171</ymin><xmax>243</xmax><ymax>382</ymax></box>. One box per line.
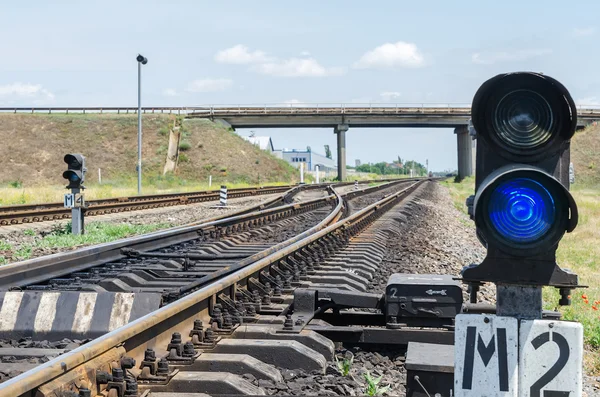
<box><xmin>335</xmin><ymin>355</ymin><xmax>354</xmax><ymax>376</ymax></box>
<box><xmin>442</xmin><ymin>177</ymin><xmax>600</xmax><ymax>374</ymax></box>
<box><xmin>363</xmin><ymin>370</ymin><xmax>390</xmax><ymax>396</ymax></box>
<box><xmin>1</xmin><ymin>222</ymin><xmax>170</xmax><ymax>263</ymax></box>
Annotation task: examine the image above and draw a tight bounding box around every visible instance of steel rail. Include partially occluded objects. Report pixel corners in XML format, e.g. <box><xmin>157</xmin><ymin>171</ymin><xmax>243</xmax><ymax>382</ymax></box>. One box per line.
<box><xmin>0</xmin><ymin>178</ymin><xmax>426</xmax><ymax>397</ymax></box>
<box><xmin>0</xmin><ymin>185</ymin><xmax>293</xmax><ymax>225</ymax></box>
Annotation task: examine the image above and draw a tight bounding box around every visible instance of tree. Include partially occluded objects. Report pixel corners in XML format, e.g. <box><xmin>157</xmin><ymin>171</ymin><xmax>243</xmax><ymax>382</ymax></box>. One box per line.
<box><xmin>324</xmin><ymin>145</ymin><xmax>332</xmax><ymax>159</ymax></box>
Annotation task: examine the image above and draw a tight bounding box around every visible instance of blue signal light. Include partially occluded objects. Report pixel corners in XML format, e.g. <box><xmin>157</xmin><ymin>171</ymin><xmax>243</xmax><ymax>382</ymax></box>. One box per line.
<box><xmin>487</xmin><ymin>178</ymin><xmax>555</xmax><ymax>244</ymax></box>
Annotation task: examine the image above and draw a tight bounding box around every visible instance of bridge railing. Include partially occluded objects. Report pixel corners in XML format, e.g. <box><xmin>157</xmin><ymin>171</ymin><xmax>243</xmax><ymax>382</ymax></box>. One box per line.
<box><xmin>191</xmin><ymin>103</ymin><xmax>473</xmax><ymax>115</ymax></box>
<box><xmin>1</xmin><ymin>104</ymin><xmax>600</xmax><ymax>115</ymax></box>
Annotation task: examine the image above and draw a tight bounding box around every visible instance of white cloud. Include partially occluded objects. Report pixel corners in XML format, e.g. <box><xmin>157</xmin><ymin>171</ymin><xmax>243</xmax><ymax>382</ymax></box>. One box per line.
<box><xmin>277</xmin><ymin>99</ymin><xmax>312</xmax><ymax>107</ymax></box>
<box><xmin>471</xmin><ymin>49</ymin><xmax>552</xmax><ymax>65</ymax></box>
<box><xmin>215</xmin><ymin>46</ymin><xmax>342</xmax><ymax>78</ymax></box>
<box><xmin>576</xmin><ymin>97</ymin><xmax>600</xmax><ymax>107</ymax></box>
<box><xmin>215</xmin><ymin>45</ymin><xmax>273</xmax><ymax>64</ymax></box>
<box><xmin>256</xmin><ymin>58</ymin><xmax>344</xmax><ymax>77</ymax></box>
<box><xmin>380</xmin><ymin>91</ymin><xmax>401</xmax><ymax>101</ymax></box>
<box><xmin>163</xmin><ymin>88</ymin><xmax>178</xmax><ymax>97</ymax></box>
<box><xmin>0</xmin><ymin>82</ymin><xmax>55</xmax><ymax>100</ymax></box>
<box><xmin>572</xmin><ymin>27</ymin><xmax>596</xmax><ymax>37</ymax></box>
<box><xmin>185</xmin><ymin>78</ymin><xmax>233</xmax><ymax>93</ymax></box>
<box><xmin>283</xmin><ymin>99</ymin><xmax>303</xmax><ymax>105</ymax></box>
<box><xmin>354</xmin><ymin>41</ymin><xmax>425</xmax><ymax>69</ymax></box>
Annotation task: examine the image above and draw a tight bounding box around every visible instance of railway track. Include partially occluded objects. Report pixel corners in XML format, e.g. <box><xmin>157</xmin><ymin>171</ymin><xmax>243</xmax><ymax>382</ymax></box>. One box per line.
<box><xmin>0</xmin><ymin>179</ymin><xmax>425</xmax><ymax>394</ymax></box>
<box><xmin>0</xmin><ymin>186</ymin><xmax>297</xmax><ymax>226</ymax></box>
<box><xmin>0</xmin><ymin>180</ymin><xmax>403</xmax><ymax>226</ymax></box>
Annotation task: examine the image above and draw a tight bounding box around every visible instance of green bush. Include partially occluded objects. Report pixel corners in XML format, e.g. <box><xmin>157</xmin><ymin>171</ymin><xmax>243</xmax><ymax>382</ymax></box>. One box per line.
<box><xmin>179</xmin><ymin>141</ymin><xmax>192</xmax><ymax>151</ymax></box>
<box><xmin>179</xmin><ymin>153</ymin><xmax>190</xmax><ymax>163</ymax></box>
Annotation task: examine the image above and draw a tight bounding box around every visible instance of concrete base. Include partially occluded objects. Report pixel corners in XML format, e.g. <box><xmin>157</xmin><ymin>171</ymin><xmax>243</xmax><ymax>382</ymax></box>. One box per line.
<box><xmin>232</xmin><ymin>325</ymin><xmax>335</xmax><ymax>360</ymax></box>
<box><xmin>211</xmin><ymin>339</ymin><xmax>327</xmax><ymax>373</ymax></box>
<box><xmin>0</xmin><ymin>291</ymin><xmax>162</xmax><ymax>340</ymax></box>
<box><xmin>139</xmin><ymin>371</ymin><xmax>264</xmax><ymax>395</ymax></box>
<box><xmin>172</xmin><ymin>353</ymin><xmax>282</xmax><ymax>382</ymax></box>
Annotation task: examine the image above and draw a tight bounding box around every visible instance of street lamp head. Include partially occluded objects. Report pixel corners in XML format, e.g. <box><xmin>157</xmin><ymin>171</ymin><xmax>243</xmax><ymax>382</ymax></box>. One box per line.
<box><xmin>136</xmin><ymin>54</ymin><xmax>148</xmax><ymax>64</ymax></box>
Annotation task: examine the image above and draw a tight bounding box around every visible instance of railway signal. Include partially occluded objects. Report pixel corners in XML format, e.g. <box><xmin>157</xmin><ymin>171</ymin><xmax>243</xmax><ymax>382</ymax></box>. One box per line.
<box><xmin>62</xmin><ymin>153</ymin><xmax>86</xmax><ymax>235</ymax></box>
<box><xmin>456</xmin><ymin>72</ymin><xmax>583</xmax><ymax>397</ymax></box>
<box><xmin>63</xmin><ymin>153</ymin><xmax>86</xmax><ymax>189</ymax></box>
<box><xmin>463</xmin><ymin>72</ymin><xmax>579</xmax><ymax>289</ymax></box>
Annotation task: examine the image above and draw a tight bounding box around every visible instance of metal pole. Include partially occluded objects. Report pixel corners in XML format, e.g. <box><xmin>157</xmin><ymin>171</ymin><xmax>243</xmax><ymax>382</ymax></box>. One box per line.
<box><xmin>71</xmin><ymin>187</ymin><xmax>83</xmax><ymax>235</ymax></box>
<box><xmin>137</xmin><ymin>61</ymin><xmax>142</xmax><ymax>195</ymax></box>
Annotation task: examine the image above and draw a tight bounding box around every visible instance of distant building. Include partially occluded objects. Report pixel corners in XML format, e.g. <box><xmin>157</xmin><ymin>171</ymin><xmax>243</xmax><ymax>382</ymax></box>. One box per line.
<box><xmin>272</xmin><ymin>149</ymin><xmax>337</xmax><ymax>172</ymax></box>
<box><xmin>355</xmin><ymin>159</ymin><xmax>361</xmax><ymax>167</ymax></box>
<box><xmin>242</xmin><ymin>136</ymin><xmax>274</xmax><ymax>152</ymax></box>
<box><xmin>243</xmin><ymin>135</ymin><xmax>337</xmax><ymax>172</ymax></box>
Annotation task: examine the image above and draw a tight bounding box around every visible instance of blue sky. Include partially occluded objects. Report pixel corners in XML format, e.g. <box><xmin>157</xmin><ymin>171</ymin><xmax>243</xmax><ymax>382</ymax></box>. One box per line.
<box><xmin>1</xmin><ymin>1</ymin><xmax>598</xmax><ymax>171</ymax></box>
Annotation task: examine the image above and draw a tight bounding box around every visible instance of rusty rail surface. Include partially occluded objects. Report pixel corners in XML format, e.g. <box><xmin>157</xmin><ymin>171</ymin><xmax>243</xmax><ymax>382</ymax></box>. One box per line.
<box><xmin>0</xmin><ymin>179</ymin><xmax>425</xmax><ymax>396</ymax></box>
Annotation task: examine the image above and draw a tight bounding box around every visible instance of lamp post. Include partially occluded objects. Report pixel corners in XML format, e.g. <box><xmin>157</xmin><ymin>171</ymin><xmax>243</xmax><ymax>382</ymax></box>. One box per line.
<box><xmin>136</xmin><ymin>54</ymin><xmax>148</xmax><ymax>195</ymax></box>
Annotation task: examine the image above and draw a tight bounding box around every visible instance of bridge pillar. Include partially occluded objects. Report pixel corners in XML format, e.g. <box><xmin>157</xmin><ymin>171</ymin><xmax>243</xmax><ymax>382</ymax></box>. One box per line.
<box><xmin>335</xmin><ymin>124</ymin><xmax>349</xmax><ymax>181</ymax></box>
<box><xmin>455</xmin><ymin>125</ymin><xmax>473</xmax><ymax>180</ymax></box>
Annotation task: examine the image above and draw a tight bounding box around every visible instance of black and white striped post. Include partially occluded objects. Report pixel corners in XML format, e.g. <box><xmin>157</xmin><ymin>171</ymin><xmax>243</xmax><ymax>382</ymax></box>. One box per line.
<box><xmin>219</xmin><ymin>185</ymin><xmax>227</xmax><ymax>206</ymax></box>
<box><xmin>354</xmin><ymin>180</ymin><xmax>358</xmax><ymax>190</ymax></box>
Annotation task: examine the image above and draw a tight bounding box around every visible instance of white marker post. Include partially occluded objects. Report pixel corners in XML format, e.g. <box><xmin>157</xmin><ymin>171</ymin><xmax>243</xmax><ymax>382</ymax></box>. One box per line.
<box><xmin>209</xmin><ymin>175</ymin><xmax>212</xmax><ymax>188</ymax></box>
<box><xmin>219</xmin><ymin>185</ymin><xmax>227</xmax><ymax>206</ymax></box>
<box><xmin>354</xmin><ymin>180</ymin><xmax>358</xmax><ymax>190</ymax></box>
<box><xmin>300</xmin><ymin>162</ymin><xmax>304</xmax><ymax>184</ymax></box>
<box><xmin>98</xmin><ymin>168</ymin><xmax>102</xmax><ymax>184</ymax></box>
<box><xmin>315</xmin><ymin>165</ymin><xmax>320</xmax><ymax>184</ymax></box>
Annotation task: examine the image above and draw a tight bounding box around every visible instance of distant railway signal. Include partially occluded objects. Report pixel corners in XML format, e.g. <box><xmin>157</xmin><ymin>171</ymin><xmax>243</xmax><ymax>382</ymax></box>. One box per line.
<box><xmin>62</xmin><ymin>153</ymin><xmax>86</xmax><ymax>235</ymax></box>
<box><xmin>63</xmin><ymin>153</ymin><xmax>86</xmax><ymax>189</ymax></box>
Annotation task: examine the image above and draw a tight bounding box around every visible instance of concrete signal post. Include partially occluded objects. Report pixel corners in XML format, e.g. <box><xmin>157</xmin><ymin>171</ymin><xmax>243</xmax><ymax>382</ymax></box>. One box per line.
<box><xmin>62</xmin><ymin>154</ymin><xmax>87</xmax><ymax>235</ymax></box>
<box><xmin>455</xmin><ymin>72</ymin><xmax>583</xmax><ymax>397</ymax></box>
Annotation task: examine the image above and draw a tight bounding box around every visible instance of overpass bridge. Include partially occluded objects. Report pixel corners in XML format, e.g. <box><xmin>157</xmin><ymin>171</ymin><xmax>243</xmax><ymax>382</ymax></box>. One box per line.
<box><xmin>187</xmin><ymin>105</ymin><xmax>599</xmax><ymax>180</ymax></box>
<box><xmin>2</xmin><ymin>105</ymin><xmax>597</xmax><ymax>181</ymax></box>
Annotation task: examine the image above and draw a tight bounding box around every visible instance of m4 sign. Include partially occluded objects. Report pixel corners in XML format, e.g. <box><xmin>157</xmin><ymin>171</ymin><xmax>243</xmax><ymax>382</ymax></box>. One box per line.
<box><xmin>455</xmin><ymin>315</ymin><xmax>583</xmax><ymax>397</ymax></box>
